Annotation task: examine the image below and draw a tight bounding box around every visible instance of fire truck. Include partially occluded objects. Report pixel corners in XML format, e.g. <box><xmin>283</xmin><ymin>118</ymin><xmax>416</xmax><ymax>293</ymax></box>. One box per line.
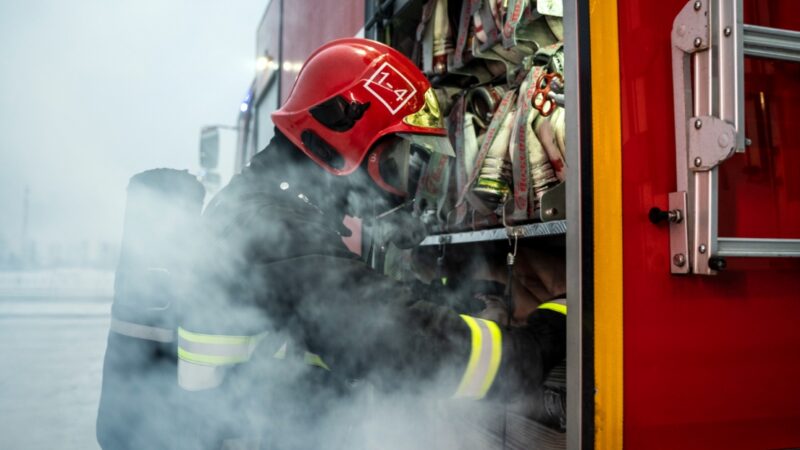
<box><xmin>213</xmin><ymin>0</ymin><xmax>800</xmax><ymax>448</ymax></box>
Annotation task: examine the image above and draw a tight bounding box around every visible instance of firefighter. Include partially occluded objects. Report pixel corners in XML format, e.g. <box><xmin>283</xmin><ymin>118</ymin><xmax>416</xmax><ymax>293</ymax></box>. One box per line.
<box><xmin>177</xmin><ymin>38</ymin><xmax>566</xmax><ymax>449</ymax></box>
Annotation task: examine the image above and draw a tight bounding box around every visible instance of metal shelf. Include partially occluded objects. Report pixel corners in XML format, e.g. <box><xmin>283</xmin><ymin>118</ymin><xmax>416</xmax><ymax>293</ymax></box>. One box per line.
<box><xmin>419</xmin><ymin>220</ymin><xmax>567</xmax><ymax>246</ymax></box>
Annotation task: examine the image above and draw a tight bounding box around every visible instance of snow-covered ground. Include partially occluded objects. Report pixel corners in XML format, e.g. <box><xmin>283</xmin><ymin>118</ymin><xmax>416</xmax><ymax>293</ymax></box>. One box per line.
<box><xmin>0</xmin><ymin>269</ymin><xmax>115</xmax><ymax>299</ymax></box>
<box><xmin>0</xmin><ymin>270</ymin><xmax>113</xmax><ymax>450</ymax></box>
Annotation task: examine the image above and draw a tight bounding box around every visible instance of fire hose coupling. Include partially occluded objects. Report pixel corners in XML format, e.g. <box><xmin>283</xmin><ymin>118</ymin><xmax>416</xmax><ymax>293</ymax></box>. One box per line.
<box><xmin>474</xmin><ymin>156</ymin><xmax>513</xmax><ymax>206</ymax></box>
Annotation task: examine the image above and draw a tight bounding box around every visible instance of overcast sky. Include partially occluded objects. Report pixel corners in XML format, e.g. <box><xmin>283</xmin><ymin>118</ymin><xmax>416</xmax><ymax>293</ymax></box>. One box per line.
<box><xmin>0</xmin><ymin>0</ymin><xmax>265</xmax><ymax>250</ymax></box>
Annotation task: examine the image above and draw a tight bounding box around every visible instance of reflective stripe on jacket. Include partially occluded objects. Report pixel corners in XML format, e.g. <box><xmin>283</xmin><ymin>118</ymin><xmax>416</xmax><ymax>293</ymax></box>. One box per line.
<box><xmin>177</xmin><ymin>327</ymin><xmax>331</xmax><ymax>391</ymax></box>
<box><xmin>453</xmin><ymin>315</ymin><xmax>503</xmax><ymax>399</ymax></box>
<box><xmin>109</xmin><ymin>317</ymin><xmax>174</xmax><ymax>343</ymax></box>
<box><xmin>453</xmin><ymin>300</ymin><xmax>566</xmax><ymax>400</ymax></box>
<box><xmin>537</xmin><ymin>299</ymin><xmax>567</xmax><ymax>316</ymax></box>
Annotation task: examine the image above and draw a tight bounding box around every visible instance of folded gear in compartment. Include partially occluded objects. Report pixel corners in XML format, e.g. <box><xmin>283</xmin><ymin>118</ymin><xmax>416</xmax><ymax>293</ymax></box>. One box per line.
<box><xmin>405</xmin><ymin>0</ymin><xmax>568</xmax><ymax>232</ymax></box>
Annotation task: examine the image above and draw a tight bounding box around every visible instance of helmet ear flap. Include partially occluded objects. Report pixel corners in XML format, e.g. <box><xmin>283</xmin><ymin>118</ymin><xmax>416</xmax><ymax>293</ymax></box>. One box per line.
<box><xmin>309</xmin><ymin>95</ymin><xmax>371</xmax><ymax>132</ymax></box>
<box><xmin>301</xmin><ymin>130</ymin><xmax>345</xmax><ymax>170</ymax></box>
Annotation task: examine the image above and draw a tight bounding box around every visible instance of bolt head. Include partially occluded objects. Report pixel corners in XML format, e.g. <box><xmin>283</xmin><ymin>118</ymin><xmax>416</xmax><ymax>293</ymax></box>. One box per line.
<box><xmin>724</xmin><ymin>27</ymin><xmax>732</xmax><ymax>37</ymax></box>
<box><xmin>693</xmin><ymin>1</ymin><xmax>702</xmax><ymax>10</ymax></box>
<box><xmin>673</xmin><ymin>254</ymin><xmax>687</xmax><ymax>267</ymax></box>
<box><xmin>709</xmin><ymin>257</ymin><xmax>727</xmax><ymax>271</ymax></box>
<box><xmin>694</xmin><ymin>37</ymin><xmax>703</xmax><ymax>47</ymax></box>
<box><xmin>699</xmin><ymin>244</ymin><xmax>707</xmax><ymax>254</ymax></box>
<box><xmin>694</xmin><ymin>119</ymin><xmax>702</xmax><ymax>129</ymax></box>
<box><xmin>694</xmin><ymin>157</ymin><xmax>702</xmax><ymax>167</ymax></box>
<box><xmin>545</xmin><ymin>208</ymin><xmax>558</xmax><ymax>217</ymax></box>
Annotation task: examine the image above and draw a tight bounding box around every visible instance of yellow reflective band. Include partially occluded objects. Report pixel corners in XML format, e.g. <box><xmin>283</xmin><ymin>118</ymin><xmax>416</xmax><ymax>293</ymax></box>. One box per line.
<box><xmin>178</xmin><ymin>347</ymin><xmax>249</xmax><ymax>366</ymax></box>
<box><xmin>455</xmin><ymin>315</ymin><xmax>482</xmax><ymax>397</ymax></box>
<box><xmin>538</xmin><ymin>302</ymin><xmax>567</xmax><ymax>316</ymax></box>
<box><xmin>304</xmin><ymin>352</ymin><xmax>331</xmax><ymax>371</ymax></box>
<box><xmin>453</xmin><ymin>315</ymin><xmax>503</xmax><ymax>400</ymax></box>
<box><xmin>178</xmin><ymin>327</ymin><xmax>257</xmax><ymax>346</ymax></box>
<box><xmin>403</xmin><ymin>88</ymin><xmax>443</xmax><ymax>129</ymax></box>
<box><xmin>480</xmin><ymin>319</ymin><xmax>502</xmax><ymax>396</ymax></box>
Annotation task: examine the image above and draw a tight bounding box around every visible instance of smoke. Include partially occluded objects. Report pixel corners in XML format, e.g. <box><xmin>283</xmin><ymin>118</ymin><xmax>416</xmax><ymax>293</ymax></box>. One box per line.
<box><xmin>95</xmin><ymin>133</ymin><xmax>566</xmax><ymax>450</ymax></box>
<box><xmin>0</xmin><ymin>0</ymin><xmax>262</xmax><ymax>268</ymax></box>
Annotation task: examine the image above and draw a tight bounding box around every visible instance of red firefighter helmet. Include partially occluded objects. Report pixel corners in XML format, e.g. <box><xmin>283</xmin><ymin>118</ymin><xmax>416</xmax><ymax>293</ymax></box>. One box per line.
<box><xmin>272</xmin><ymin>38</ymin><xmax>451</xmax><ymax>189</ymax></box>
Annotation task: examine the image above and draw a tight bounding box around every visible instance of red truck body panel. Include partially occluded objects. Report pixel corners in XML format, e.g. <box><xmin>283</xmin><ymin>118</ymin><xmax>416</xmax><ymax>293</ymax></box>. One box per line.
<box><xmin>280</xmin><ymin>0</ymin><xmax>365</xmax><ymax>103</ymax></box>
<box><xmin>619</xmin><ymin>0</ymin><xmax>800</xmax><ymax>448</ymax></box>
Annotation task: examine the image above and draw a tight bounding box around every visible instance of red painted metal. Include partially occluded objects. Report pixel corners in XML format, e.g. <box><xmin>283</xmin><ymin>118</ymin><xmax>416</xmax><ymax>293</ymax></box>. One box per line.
<box><xmin>280</xmin><ymin>0</ymin><xmax>365</xmax><ymax>104</ymax></box>
<box><xmin>256</xmin><ymin>0</ymin><xmax>280</xmax><ymax>67</ymax></box>
<box><xmin>619</xmin><ymin>0</ymin><xmax>800</xmax><ymax>448</ymax></box>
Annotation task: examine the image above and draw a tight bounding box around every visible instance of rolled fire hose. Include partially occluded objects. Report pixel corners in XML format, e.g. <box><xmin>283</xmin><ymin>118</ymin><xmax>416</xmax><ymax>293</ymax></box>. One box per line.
<box><xmin>418</xmin><ymin>0</ymin><xmax>453</xmax><ymax>75</ymax></box>
<box><xmin>511</xmin><ymin>66</ymin><xmax>559</xmax><ymax>220</ymax></box>
<box><xmin>468</xmin><ymin>90</ymin><xmax>518</xmax><ymax>211</ymax></box>
<box><xmin>534</xmin><ymin>112</ymin><xmax>566</xmax><ymax>182</ymax></box>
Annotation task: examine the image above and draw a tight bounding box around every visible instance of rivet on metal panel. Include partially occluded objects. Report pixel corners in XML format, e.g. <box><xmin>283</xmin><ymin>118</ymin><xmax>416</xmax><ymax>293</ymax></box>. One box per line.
<box><xmin>724</xmin><ymin>27</ymin><xmax>732</xmax><ymax>37</ymax></box>
<box><xmin>546</xmin><ymin>208</ymin><xmax>558</xmax><ymax>217</ymax></box>
<box><xmin>673</xmin><ymin>254</ymin><xmax>687</xmax><ymax>267</ymax></box>
<box><xmin>687</xmin><ymin>116</ymin><xmax>738</xmax><ymax>170</ymax></box>
<box><xmin>668</xmin><ymin>192</ymin><xmax>689</xmax><ymax>275</ymax></box>
<box><xmin>693</xmin><ymin>1</ymin><xmax>701</xmax><ymax>11</ymax></box>
<box><xmin>694</xmin><ymin>37</ymin><xmax>703</xmax><ymax>48</ymax></box>
<box><xmin>699</xmin><ymin>244</ymin><xmax>707</xmax><ymax>254</ymax></box>
<box><xmin>718</xmin><ymin>133</ymin><xmax>730</xmax><ymax>148</ymax></box>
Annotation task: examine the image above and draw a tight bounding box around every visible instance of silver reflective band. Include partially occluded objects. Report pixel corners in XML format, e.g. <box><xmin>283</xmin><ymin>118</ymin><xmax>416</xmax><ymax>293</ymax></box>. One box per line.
<box><xmin>453</xmin><ymin>315</ymin><xmax>502</xmax><ymax>400</ymax></box>
<box><xmin>179</xmin><ymin>359</ymin><xmax>227</xmax><ymax>391</ymax></box>
<box><xmin>177</xmin><ymin>327</ymin><xmax>265</xmax><ymax>366</ymax></box>
<box><xmin>110</xmin><ymin>318</ymin><xmax>174</xmax><ymax>343</ymax></box>
<box><xmin>177</xmin><ymin>328</ymin><xmax>266</xmax><ymax>392</ymax></box>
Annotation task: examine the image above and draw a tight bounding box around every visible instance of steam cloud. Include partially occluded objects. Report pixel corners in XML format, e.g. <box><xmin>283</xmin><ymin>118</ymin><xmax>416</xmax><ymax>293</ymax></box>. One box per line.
<box><xmin>98</xmin><ymin>141</ymin><xmax>565</xmax><ymax>449</ymax></box>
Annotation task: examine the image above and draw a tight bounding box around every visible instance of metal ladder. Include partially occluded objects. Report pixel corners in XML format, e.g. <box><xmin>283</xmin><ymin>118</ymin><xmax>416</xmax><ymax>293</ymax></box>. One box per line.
<box><xmin>664</xmin><ymin>0</ymin><xmax>800</xmax><ymax>275</ymax></box>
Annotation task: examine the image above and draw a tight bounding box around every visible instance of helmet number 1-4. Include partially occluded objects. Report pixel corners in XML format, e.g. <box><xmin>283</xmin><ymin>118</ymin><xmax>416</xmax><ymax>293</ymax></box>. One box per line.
<box><xmin>364</xmin><ymin>62</ymin><xmax>417</xmax><ymax>115</ymax></box>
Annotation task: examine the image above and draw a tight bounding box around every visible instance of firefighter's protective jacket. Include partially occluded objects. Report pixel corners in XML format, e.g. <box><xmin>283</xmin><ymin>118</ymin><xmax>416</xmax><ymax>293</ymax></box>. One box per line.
<box><xmin>177</xmin><ymin>132</ymin><xmax>566</xmax><ymax>448</ymax></box>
